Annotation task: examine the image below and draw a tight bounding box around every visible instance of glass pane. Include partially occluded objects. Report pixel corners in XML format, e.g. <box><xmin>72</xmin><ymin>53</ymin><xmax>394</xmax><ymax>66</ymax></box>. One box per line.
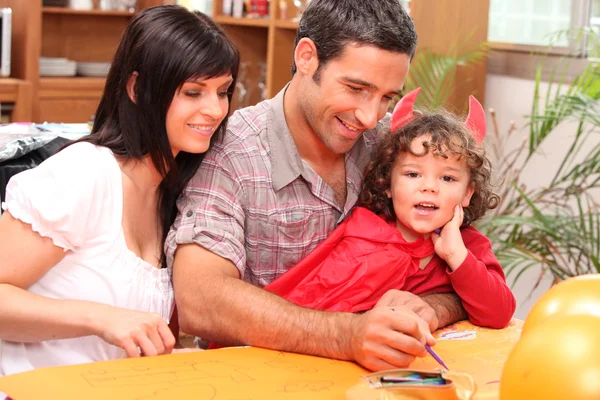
<box><xmin>592</xmin><ymin>0</ymin><xmax>600</xmax><ymax>24</ymax></box>
<box><xmin>399</xmin><ymin>0</ymin><xmax>411</xmax><ymax>15</ymax></box>
<box><xmin>177</xmin><ymin>0</ymin><xmax>213</xmax><ymax>14</ymax></box>
<box><xmin>489</xmin><ymin>0</ymin><xmax>571</xmax><ymax>46</ymax></box>
<box><xmin>590</xmin><ymin>0</ymin><xmax>600</xmax><ymax>57</ymax></box>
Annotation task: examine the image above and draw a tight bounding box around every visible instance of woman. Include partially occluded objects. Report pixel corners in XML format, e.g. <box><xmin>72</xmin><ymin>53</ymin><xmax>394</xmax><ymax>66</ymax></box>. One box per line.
<box><xmin>0</xmin><ymin>5</ymin><xmax>239</xmax><ymax>375</ymax></box>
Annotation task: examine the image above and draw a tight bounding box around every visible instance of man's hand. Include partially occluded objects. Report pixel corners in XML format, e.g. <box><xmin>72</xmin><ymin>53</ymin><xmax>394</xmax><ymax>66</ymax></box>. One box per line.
<box><xmin>349</xmin><ymin>305</ymin><xmax>435</xmax><ymax>371</ymax></box>
<box><xmin>375</xmin><ymin>289</ymin><xmax>439</xmax><ymax>332</ymax></box>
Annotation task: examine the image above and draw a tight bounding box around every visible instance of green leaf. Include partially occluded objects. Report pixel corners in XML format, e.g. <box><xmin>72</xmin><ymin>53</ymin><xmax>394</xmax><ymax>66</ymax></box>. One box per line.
<box><xmin>405</xmin><ymin>37</ymin><xmax>488</xmax><ymax>110</ymax></box>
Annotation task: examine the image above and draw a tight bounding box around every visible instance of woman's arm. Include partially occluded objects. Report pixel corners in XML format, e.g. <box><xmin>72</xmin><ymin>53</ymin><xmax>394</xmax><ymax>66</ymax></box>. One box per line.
<box><xmin>0</xmin><ymin>212</ymin><xmax>175</xmax><ymax>356</ymax></box>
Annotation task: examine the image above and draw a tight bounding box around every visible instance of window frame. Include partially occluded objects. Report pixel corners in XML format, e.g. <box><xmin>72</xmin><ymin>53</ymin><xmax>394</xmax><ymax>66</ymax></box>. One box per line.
<box><xmin>489</xmin><ymin>0</ymin><xmax>593</xmax><ymax>56</ymax></box>
<box><xmin>487</xmin><ymin>0</ymin><xmax>596</xmax><ymax>82</ymax></box>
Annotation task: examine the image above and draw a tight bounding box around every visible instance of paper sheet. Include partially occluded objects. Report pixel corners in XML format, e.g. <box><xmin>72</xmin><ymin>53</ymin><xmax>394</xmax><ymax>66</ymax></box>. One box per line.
<box><xmin>0</xmin><ymin>320</ymin><xmax>522</xmax><ymax>400</ymax></box>
<box><xmin>0</xmin><ymin>346</ymin><xmax>366</xmax><ymax>400</ymax></box>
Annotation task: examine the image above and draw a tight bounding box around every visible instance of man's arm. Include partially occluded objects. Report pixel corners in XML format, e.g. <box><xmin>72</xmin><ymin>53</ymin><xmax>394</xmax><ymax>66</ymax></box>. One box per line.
<box><xmin>376</xmin><ymin>290</ymin><xmax>467</xmax><ymax>331</ymax></box>
<box><xmin>173</xmin><ymin>243</ymin><xmax>435</xmax><ymax>371</ymax></box>
<box><xmin>421</xmin><ymin>293</ymin><xmax>468</xmax><ymax>328</ymax></box>
<box><xmin>174</xmin><ymin>243</ymin><xmax>352</xmax><ymax>357</ymax></box>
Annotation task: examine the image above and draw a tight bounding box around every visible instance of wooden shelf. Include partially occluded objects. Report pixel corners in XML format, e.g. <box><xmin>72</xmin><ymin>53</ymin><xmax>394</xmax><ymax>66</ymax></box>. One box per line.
<box><xmin>42</xmin><ymin>6</ymin><xmax>135</xmax><ymax>17</ymax></box>
<box><xmin>2</xmin><ymin>0</ymin><xmax>163</xmax><ymax>122</ymax></box>
<box><xmin>39</xmin><ymin>77</ymin><xmax>106</xmax><ymax>99</ymax></box>
<box><xmin>0</xmin><ymin>78</ymin><xmax>33</xmax><ymax>121</ymax></box>
<box><xmin>214</xmin><ymin>15</ymin><xmax>270</xmax><ymax>27</ymax></box>
<box><xmin>38</xmin><ymin>77</ymin><xmax>105</xmax><ymax>122</ymax></box>
<box><xmin>8</xmin><ymin>0</ymin><xmax>489</xmax><ymax>122</ymax></box>
<box><xmin>274</xmin><ymin>19</ymin><xmax>299</xmax><ymax>29</ymax></box>
<box><xmin>0</xmin><ymin>78</ymin><xmax>23</xmax><ymax>102</ymax></box>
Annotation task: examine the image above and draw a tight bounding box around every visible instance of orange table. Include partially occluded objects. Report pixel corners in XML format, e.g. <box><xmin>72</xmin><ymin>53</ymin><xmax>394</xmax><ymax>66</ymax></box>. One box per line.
<box><xmin>0</xmin><ymin>320</ymin><xmax>522</xmax><ymax>400</ymax></box>
<box><xmin>412</xmin><ymin>319</ymin><xmax>523</xmax><ymax>399</ymax></box>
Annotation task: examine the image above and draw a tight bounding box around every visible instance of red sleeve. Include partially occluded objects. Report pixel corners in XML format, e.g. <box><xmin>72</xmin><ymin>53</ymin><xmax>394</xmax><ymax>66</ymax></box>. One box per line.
<box><xmin>446</xmin><ymin>228</ymin><xmax>516</xmax><ymax>329</ymax></box>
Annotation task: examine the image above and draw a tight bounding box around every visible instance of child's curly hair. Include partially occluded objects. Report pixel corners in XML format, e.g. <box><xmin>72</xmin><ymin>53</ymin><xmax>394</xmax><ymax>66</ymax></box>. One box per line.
<box><xmin>359</xmin><ymin>111</ymin><xmax>499</xmax><ymax>227</ymax></box>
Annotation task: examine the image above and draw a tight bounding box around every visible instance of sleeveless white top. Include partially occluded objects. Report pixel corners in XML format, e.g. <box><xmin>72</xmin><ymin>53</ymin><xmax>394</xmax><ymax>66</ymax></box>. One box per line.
<box><xmin>0</xmin><ymin>142</ymin><xmax>174</xmax><ymax>376</ymax></box>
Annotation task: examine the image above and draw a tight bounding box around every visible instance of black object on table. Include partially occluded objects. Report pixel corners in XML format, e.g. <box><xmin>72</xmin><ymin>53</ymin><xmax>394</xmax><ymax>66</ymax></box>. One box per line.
<box><xmin>0</xmin><ymin>137</ymin><xmax>71</xmax><ymax>204</ymax></box>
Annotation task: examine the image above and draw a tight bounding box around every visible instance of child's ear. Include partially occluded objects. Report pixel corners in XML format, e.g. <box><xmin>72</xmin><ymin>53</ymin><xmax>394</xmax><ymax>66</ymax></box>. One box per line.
<box><xmin>386</xmin><ymin>189</ymin><xmax>392</xmax><ymax>198</ymax></box>
<box><xmin>462</xmin><ymin>182</ymin><xmax>475</xmax><ymax>207</ymax></box>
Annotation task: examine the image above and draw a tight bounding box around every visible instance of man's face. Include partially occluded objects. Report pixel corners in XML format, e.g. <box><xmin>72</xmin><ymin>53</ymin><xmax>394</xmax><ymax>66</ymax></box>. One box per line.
<box><xmin>300</xmin><ymin>44</ymin><xmax>411</xmax><ymax>155</ymax></box>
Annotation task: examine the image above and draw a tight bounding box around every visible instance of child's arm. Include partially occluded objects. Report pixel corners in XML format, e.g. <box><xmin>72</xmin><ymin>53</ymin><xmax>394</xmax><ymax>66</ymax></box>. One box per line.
<box><xmin>444</xmin><ymin>228</ymin><xmax>516</xmax><ymax>329</ymax></box>
<box><xmin>431</xmin><ymin>206</ymin><xmax>515</xmax><ymax>328</ymax></box>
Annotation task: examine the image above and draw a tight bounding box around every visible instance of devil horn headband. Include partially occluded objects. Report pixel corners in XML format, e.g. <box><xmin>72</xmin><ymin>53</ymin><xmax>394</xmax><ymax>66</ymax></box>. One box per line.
<box><xmin>390</xmin><ymin>87</ymin><xmax>486</xmax><ymax>144</ymax></box>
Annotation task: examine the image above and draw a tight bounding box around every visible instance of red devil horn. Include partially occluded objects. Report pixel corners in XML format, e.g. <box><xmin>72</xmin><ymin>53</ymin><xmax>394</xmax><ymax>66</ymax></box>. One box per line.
<box><xmin>465</xmin><ymin>95</ymin><xmax>486</xmax><ymax>144</ymax></box>
<box><xmin>390</xmin><ymin>87</ymin><xmax>422</xmax><ymax>132</ymax></box>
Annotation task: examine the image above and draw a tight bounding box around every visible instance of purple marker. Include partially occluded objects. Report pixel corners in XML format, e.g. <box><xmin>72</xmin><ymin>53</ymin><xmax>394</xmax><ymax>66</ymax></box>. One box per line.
<box><xmin>425</xmin><ymin>344</ymin><xmax>449</xmax><ymax>370</ymax></box>
<box><xmin>390</xmin><ymin>308</ymin><xmax>449</xmax><ymax>370</ymax></box>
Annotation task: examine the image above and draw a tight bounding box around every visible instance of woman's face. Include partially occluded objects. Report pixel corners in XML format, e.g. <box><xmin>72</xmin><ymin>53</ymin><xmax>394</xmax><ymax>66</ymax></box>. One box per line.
<box><xmin>166</xmin><ymin>74</ymin><xmax>233</xmax><ymax>156</ymax></box>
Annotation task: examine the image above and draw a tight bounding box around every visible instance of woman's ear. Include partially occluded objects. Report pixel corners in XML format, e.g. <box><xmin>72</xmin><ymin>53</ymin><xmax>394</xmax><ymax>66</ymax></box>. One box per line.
<box><xmin>126</xmin><ymin>71</ymin><xmax>139</xmax><ymax>104</ymax></box>
<box><xmin>294</xmin><ymin>38</ymin><xmax>319</xmax><ymax>77</ymax></box>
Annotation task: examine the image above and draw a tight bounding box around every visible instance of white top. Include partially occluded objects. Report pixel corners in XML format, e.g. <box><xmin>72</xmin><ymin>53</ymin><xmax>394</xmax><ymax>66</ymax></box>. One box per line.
<box><xmin>0</xmin><ymin>142</ymin><xmax>174</xmax><ymax>376</ymax></box>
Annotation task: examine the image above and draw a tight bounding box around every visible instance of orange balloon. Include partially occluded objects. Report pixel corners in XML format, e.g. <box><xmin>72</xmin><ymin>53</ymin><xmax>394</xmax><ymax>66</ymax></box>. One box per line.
<box><xmin>500</xmin><ymin>314</ymin><xmax>600</xmax><ymax>400</ymax></box>
<box><xmin>522</xmin><ymin>274</ymin><xmax>600</xmax><ymax>335</ymax></box>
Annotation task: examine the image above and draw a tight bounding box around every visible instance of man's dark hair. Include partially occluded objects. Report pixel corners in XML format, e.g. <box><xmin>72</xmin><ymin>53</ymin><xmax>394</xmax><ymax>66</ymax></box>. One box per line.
<box><xmin>291</xmin><ymin>0</ymin><xmax>417</xmax><ymax>81</ymax></box>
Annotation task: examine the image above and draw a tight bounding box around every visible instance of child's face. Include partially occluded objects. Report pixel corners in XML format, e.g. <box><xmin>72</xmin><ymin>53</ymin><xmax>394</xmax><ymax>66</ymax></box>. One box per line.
<box><xmin>386</xmin><ymin>135</ymin><xmax>475</xmax><ymax>241</ymax></box>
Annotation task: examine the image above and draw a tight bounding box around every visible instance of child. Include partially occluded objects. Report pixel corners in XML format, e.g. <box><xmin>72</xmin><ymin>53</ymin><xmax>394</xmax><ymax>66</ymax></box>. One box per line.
<box><xmin>266</xmin><ymin>88</ymin><xmax>515</xmax><ymax>329</ymax></box>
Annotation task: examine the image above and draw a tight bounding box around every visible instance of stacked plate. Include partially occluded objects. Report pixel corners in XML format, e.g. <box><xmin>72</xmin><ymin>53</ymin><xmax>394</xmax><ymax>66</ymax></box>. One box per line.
<box><xmin>42</xmin><ymin>0</ymin><xmax>69</xmax><ymax>6</ymax></box>
<box><xmin>39</xmin><ymin>57</ymin><xmax>77</xmax><ymax>77</ymax></box>
<box><xmin>76</xmin><ymin>62</ymin><xmax>111</xmax><ymax>77</ymax></box>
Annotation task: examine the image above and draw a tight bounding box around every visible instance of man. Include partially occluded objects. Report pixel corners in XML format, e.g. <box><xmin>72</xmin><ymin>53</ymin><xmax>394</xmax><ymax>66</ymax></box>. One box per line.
<box><xmin>166</xmin><ymin>0</ymin><xmax>467</xmax><ymax>372</ymax></box>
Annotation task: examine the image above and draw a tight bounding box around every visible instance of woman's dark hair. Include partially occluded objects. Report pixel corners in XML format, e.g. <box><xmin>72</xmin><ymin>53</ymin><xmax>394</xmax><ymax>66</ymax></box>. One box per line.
<box><xmin>359</xmin><ymin>111</ymin><xmax>500</xmax><ymax>227</ymax></box>
<box><xmin>291</xmin><ymin>0</ymin><xmax>417</xmax><ymax>81</ymax></box>
<box><xmin>74</xmin><ymin>5</ymin><xmax>239</xmax><ymax>267</ymax></box>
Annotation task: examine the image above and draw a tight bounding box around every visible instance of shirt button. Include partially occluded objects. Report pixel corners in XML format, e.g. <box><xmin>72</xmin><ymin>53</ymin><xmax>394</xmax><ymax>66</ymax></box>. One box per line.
<box><xmin>186</xmin><ymin>210</ymin><xmax>194</xmax><ymax>218</ymax></box>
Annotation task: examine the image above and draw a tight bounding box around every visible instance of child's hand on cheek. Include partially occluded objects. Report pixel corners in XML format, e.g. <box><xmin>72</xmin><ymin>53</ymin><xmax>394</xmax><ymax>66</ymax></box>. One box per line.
<box><xmin>431</xmin><ymin>205</ymin><xmax>469</xmax><ymax>271</ymax></box>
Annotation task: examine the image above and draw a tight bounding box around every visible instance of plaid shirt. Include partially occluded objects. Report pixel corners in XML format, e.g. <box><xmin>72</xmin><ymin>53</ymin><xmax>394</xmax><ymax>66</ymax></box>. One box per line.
<box><xmin>165</xmin><ymin>87</ymin><xmax>387</xmax><ymax>287</ymax></box>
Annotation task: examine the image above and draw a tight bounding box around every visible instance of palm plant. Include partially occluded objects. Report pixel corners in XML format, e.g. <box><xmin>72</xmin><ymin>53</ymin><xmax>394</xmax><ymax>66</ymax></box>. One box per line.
<box><xmin>404</xmin><ymin>39</ymin><xmax>489</xmax><ymax>110</ymax></box>
<box><xmin>478</xmin><ymin>28</ymin><xmax>600</xmax><ymax>288</ymax></box>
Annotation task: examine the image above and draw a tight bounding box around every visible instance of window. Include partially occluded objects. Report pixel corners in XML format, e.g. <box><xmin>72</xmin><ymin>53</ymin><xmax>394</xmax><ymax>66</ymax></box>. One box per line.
<box><xmin>488</xmin><ymin>0</ymin><xmax>597</xmax><ymax>56</ymax></box>
<box><xmin>590</xmin><ymin>0</ymin><xmax>600</xmax><ymax>58</ymax></box>
<box><xmin>593</xmin><ymin>0</ymin><xmax>600</xmax><ymax>33</ymax></box>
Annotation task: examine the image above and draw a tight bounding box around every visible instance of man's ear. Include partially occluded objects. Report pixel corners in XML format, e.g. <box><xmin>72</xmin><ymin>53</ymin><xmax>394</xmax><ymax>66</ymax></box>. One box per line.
<box><xmin>126</xmin><ymin>71</ymin><xmax>139</xmax><ymax>104</ymax></box>
<box><xmin>294</xmin><ymin>38</ymin><xmax>319</xmax><ymax>77</ymax></box>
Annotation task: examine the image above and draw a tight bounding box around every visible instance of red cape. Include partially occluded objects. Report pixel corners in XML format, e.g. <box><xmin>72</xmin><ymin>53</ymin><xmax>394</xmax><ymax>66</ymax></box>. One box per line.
<box><xmin>265</xmin><ymin>207</ymin><xmax>435</xmax><ymax>312</ymax></box>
